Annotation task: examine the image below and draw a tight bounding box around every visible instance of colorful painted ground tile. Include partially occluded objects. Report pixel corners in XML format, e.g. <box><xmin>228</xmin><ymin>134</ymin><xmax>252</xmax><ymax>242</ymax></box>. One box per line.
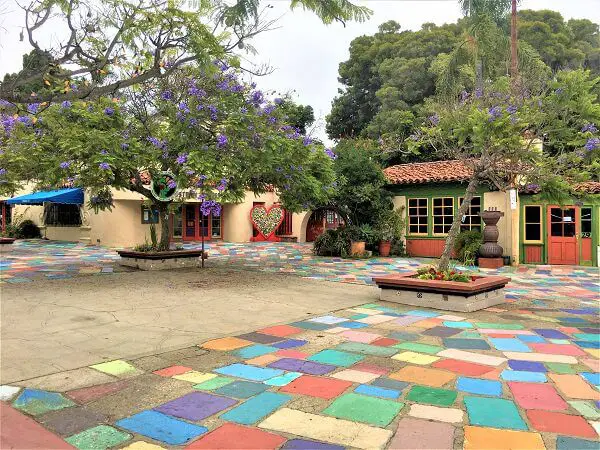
<box><xmin>154</xmin><ymin>392</ymin><xmax>237</xmax><ymax>421</ymax></box>
<box><xmin>408</xmin><ymin>404</ymin><xmax>463</xmax><ymax>423</ymax></box>
<box><xmin>281</xmin><ymin>439</ymin><xmax>344</xmax><ymax>450</ymax></box>
<box><xmin>66</xmin><ymin>381</ymin><xmax>129</xmax><ymax>404</ymax></box>
<box><xmin>335</xmin><ymin>342</ymin><xmax>397</xmax><ymax>357</ymax></box>
<box><xmin>13</xmin><ymin>389</ymin><xmax>75</xmax><ymax>416</ymax></box>
<box><xmin>500</xmin><ymin>370</ymin><xmax>547</xmax><ymax>382</ymax></box>
<box><xmin>236</xmin><ymin>332</ymin><xmax>284</xmax><ymax>345</ymax></box>
<box><xmin>371</xmin><ymin>378</ymin><xmax>409</xmax><ymax>392</ymax></box>
<box><xmin>214</xmin><ymin>380</ymin><xmax>268</xmax><ymax>399</ymax></box>
<box><xmin>464</xmin><ymin>397</ymin><xmax>527</xmax><ymax>430</ymax></box>
<box><xmin>390</xmin><ymin>366</ymin><xmax>456</xmax><ymax>387</ymax></box>
<box><xmin>280</xmin><ymin>375</ymin><xmax>352</xmax><ymax>399</ymax></box>
<box><xmin>393</xmin><ymin>342</ymin><xmax>443</xmax><ymax>355</ymax></box>
<box><xmin>443</xmin><ymin>338</ymin><xmax>491</xmax><ymax>350</ymax></box>
<box><xmin>201</xmin><ymin>337</ymin><xmax>252</xmax><ymax>351</ymax></box>
<box><xmin>556</xmin><ymin>436</ymin><xmax>600</xmax><ymax>449</ymax></box>
<box><xmin>65</xmin><ymin>425</ymin><xmax>131</xmax><ymax>450</ymax></box>
<box><xmin>568</xmin><ymin>400</ymin><xmax>600</xmax><ymax>419</ymax></box>
<box><xmin>0</xmin><ymin>386</ymin><xmax>20</xmax><ymax>401</ymax></box>
<box><xmin>432</xmin><ymin>359</ymin><xmax>495</xmax><ymax>376</ymax></box>
<box><xmin>116</xmin><ymin>410</ymin><xmax>207</xmax><ymax>446</ymax></box>
<box><xmin>406</xmin><ymin>385</ymin><xmax>457</xmax><ymax>406</ymax></box>
<box><xmin>549</xmin><ymin>373</ymin><xmax>600</xmax><ymax>400</ymax></box>
<box><xmin>220</xmin><ymin>392</ymin><xmax>291</xmax><ymax>425</ymax></box>
<box><xmin>392</xmin><ymin>351</ymin><xmax>439</xmax><ymax>365</ymax></box>
<box><xmin>526</xmin><ymin>410</ymin><xmax>598</xmax><ymax>438</ymax></box>
<box><xmin>389</xmin><ymin>418</ymin><xmax>455</xmax><ymax>449</ymax></box>
<box><xmin>308</xmin><ymin>315</ymin><xmax>348</xmax><ymax>325</ymax></box>
<box><xmin>507</xmin><ymin>360</ymin><xmax>547</xmax><ymax>372</ymax></box>
<box><xmin>508</xmin><ymin>382</ymin><xmax>568</xmax><ymax>410</ymax></box>
<box><xmin>463</xmin><ymin>426</ymin><xmax>545</xmax><ymax>450</ymax></box>
<box><xmin>263</xmin><ymin>372</ymin><xmax>303</xmax><ymax>386</ymax></box>
<box><xmin>307</xmin><ymin>349</ymin><xmax>364</xmax><ymax>367</ymax></box>
<box><xmin>235</xmin><ymin>344</ymin><xmax>279</xmax><ymax>359</ymax></box>
<box><xmin>354</xmin><ymin>384</ymin><xmax>400</xmax><ymax>399</ymax></box>
<box><xmin>185</xmin><ymin>423</ymin><xmax>286</xmax><ymax>449</ymax></box>
<box><xmin>214</xmin><ymin>364</ymin><xmax>283</xmax><ymax>381</ymax></box>
<box><xmin>456</xmin><ymin>377</ymin><xmax>502</xmax><ymax>397</ymax></box>
<box><xmin>489</xmin><ymin>338</ymin><xmax>531</xmax><ymax>352</ymax></box>
<box><xmin>323</xmin><ymin>393</ymin><xmax>403</xmax><ymax>427</ymax></box>
<box><xmin>331</xmin><ymin>369</ymin><xmax>379</xmax><ymax>383</ymax></box>
<box><xmin>272</xmin><ymin>339</ymin><xmax>307</xmax><ymax>349</ymax></box>
<box><xmin>153</xmin><ymin>366</ymin><xmax>192</xmax><ymax>377</ymax></box>
<box><xmin>258</xmin><ymin>325</ymin><xmax>303</xmax><ymax>337</ymax></box>
<box><xmin>193</xmin><ymin>376</ymin><xmax>235</xmax><ymax>391</ymax></box>
<box><xmin>89</xmin><ymin>360</ymin><xmax>141</xmax><ymax>377</ymax></box>
<box><xmin>267</xmin><ymin>358</ymin><xmax>335</xmax><ymax>375</ymax></box>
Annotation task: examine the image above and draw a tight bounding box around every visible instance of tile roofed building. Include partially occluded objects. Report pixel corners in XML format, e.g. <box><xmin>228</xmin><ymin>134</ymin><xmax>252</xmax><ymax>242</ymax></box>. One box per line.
<box><xmin>572</xmin><ymin>181</ymin><xmax>600</xmax><ymax>194</ymax></box>
<box><xmin>383</xmin><ymin>160</ymin><xmax>473</xmax><ymax>185</ymax></box>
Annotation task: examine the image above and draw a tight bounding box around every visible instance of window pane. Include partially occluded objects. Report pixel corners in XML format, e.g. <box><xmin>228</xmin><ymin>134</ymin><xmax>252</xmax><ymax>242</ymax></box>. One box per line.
<box><xmin>550</xmin><ymin>208</ymin><xmax>562</xmax><ymax>223</ymax></box>
<box><xmin>525</xmin><ymin>206</ymin><xmax>541</xmax><ymax>223</ymax></box>
<box><xmin>551</xmin><ymin>222</ymin><xmax>563</xmax><ymax>237</ymax></box>
<box><xmin>433</xmin><ymin>198</ymin><xmax>442</xmax><ymax>207</ymax></box>
<box><xmin>525</xmin><ymin>223</ymin><xmax>541</xmax><ymax>241</ymax></box>
<box><xmin>211</xmin><ymin>216</ymin><xmax>221</xmax><ymax>237</ymax></box>
<box><xmin>564</xmin><ymin>223</ymin><xmax>575</xmax><ymax>237</ymax></box>
<box><xmin>419</xmin><ymin>224</ymin><xmax>428</xmax><ymax>233</ymax></box>
<box><xmin>409</xmin><ymin>225</ymin><xmax>419</xmax><ymax>233</ymax></box>
<box><xmin>444</xmin><ymin>198</ymin><xmax>453</xmax><ymax>207</ymax></box>
<box><xmin>581</xmin><ymin>207</ymin><xmax>592</xmax><ymax>220</ymax></box>
<box><xmin>408</xmin><ymin>199</ymin><xmax>418</xmax><ymax>208</ymax></box>
<box><xmin>433</xmin><ymin>225</ymin><xmax>443</xmax><ymax>234</ymax></box>
<box><xmin>444</xmin><ymin>206</ymin><xmax>453</xmax><ymax>216</ymax></box>
<box><xmin>418</xmin><ymin>207</ymin><xmax>428</xmax><ymax>216</ymax></box>
<box><xmin>433</xmin><ymin>207</ymin><xmax>442</xmax><ymax>216</ymax></box>
<box><xmin>582</xmin><ymin>208</ymin><xmax>592</xmax><ymax>234</ymax></box>
<box><xmin>471</xmin><ymin>197</ymin><xmax>481</xmax><ymax>206</ymax></box>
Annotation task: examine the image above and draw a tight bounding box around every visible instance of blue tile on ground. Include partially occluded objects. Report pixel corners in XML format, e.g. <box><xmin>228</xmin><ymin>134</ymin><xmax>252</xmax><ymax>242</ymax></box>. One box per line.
<box><xmin>116</xmin><ymin>410</ymin><xmax>207</xmax><ymax>446</ymax></box>
<box><xmin>371</xmin><ymin>378</ymin><xmax>409</xmax><ymax>392</ymax></box>
<box><xmin>354</xmin><ymin>384</ymin><xmax>400</xmax><ymax>399</ymax></box>
<box><xmin>456</xmin><ymin>377</ymin><xmax>502</xmax><ymax>397</ymax></box>
<box><xmin>235</xmin><ymin>345</ymin><xmax>278</xmax><ymax>359</ymax></box>
<box><xmin>273</xmin><ymin>339</ymin><xmax>307</xmax><ymax>349</ymax></box>
<box><xmin>214</xmin><ymin>364</ymin><xmax>283</xmax><ymax>381</ymax></box>
<box><xmin>517</xmin><ymin>335</ymin><xmax>545</xmax><ymax>343</ymax></box>
<box><xmin>489</xmin><ymin>338</ymin><xmax>531</xmax><ymax>352</ymax></box>
<box><xmin>533</xmin><ymin>329</ymin><xmax>571</xmax><ymax>339</ymax></box>
<box><xmin>337</xmin><ymin>321</ymin><xmax>370</xmax><ymax>329</ymax></box>
<box><xmin>405</xmin><ymin>310</ymin><xmax>439</xmax><ymax>318</ymax></box>
<box><xmin>580</xmin><ymin>372</ymin><xmax>600</xmax><ymax>386</ymax></box>
<box><xmin>214</xmin><ymin>380</ymin><xmax>268</xmax><ymax>399</ymax></box>
<box><xmin>556</xmin><ymin>436</ymin><xmax>599</xmax><ymax>450</ymax></box>
<box><xmin>508</xmin><ymin>360</ymin><xmax>547</xmax><ymax>372</ymax></box>
<box><xmin>288</xmin><ymin>321</ymin><xmax>331</xmax><ymax>331</ymax></box>
<box><xmin>219</xmin><ymin>392</ymin><xmax>291</xmax><ymax>425</ymax></box>
<box><xmin>500</xmin><ymin>370</ymin><xmax>547</xmax><ymax>383</ymax></box>
<box><xmin>443</xmin><ymin>321</ymin><xmax>473</xmax><ymax>329</ymax></box>
<box><xmin>443</xmin><ymin>338</ymin><xmax>490</xmax><ymax>350</ymax></box>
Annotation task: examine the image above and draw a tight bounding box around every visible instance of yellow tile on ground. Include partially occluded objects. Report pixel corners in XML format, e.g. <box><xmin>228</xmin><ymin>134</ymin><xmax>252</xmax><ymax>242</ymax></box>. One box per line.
<box><xmin>464</xmin><ymin>426</ymin><xmax>545</xmax><ymax>450</ymax></box>
<box><xmin>172</xmin><ymin>371</ymin><xmax>217</xmax><ymax>384</ymax></box>
<box><xmin>389</xmin><ymin>366</ymin><xmax>455</xmax><ymax>387</ymax></box>
<box><xmin>392</xmin><ymin>351</ymin><xmax>440</xmax><ymax>365</ymax></box>
<box><xmin>246</xmin><ymin>354</ymin><xmax>281</xmax><ymax>366</ymax></box>
<box><xmin>89</xmin><ymin>360</ymin><xmax>142</xmax><ymax>378</ymax></box>
<box><xmin>200</xmin><ymin>337</ymin><xmax>252</xmax><ymax>351</ymax></box>
<box><xmin>583</xmin><ymin>348</ymin><xmax>600</xmax><ymax>359</ymax></box>
<box><xmin>121</xmin><ymin>442</ymin><xmax>165</xmax><ymax>449</ymax></box>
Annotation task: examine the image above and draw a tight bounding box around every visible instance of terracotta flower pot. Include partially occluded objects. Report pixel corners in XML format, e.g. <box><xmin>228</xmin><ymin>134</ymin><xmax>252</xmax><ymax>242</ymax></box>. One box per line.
<box><xmin>350</xmin><ymin>241</ymin><xmax>365</xmax><ymax>255</ymax></box>
<box><xmin>379</xmin><ymin>240</ymin><xmax>392</xmax><ymax>257</ymax></box>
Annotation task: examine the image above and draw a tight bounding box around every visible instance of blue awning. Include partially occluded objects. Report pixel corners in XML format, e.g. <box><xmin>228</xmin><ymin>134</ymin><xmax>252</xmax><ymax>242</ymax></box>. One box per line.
<box><xmin>6</xmin><ymin>188</ymin><xmax>84</xmax><ymax>205</ymax></box>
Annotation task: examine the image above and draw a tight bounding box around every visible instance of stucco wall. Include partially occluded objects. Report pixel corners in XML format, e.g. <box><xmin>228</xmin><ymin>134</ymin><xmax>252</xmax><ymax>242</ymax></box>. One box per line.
<box><xmin>392</xmin><ymin>195</ymin><xmax>407</xmax><ymax>241</ymax></box>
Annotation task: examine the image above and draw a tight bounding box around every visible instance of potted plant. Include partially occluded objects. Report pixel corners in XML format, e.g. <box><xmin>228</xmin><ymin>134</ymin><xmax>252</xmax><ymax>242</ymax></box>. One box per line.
<box><xmin>348</xmin><ymin>224</ymin><xmax>374</xmax><ymax>256</ymax></box>
<box><xmin>375</xmin><ymin>209</ymin><xmax>404</xmax><ymax>257</ymax></box>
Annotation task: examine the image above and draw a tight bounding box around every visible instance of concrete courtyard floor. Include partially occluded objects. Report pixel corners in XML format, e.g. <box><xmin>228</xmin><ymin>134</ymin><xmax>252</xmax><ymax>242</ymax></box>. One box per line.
<box><xmin>0</xmin><ymin>240</ymin><xmax>599</xmax><ymax>449</ymax></box>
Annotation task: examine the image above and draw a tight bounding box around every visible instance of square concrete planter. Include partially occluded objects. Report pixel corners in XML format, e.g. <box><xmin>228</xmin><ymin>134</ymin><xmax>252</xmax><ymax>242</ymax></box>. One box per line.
<box><xmin>117</xmin><ymin>249</ymin><xmax>207</xmax><ymax>271</ymax></box>
<box><xmin>373</xmin><ymin>272</ymin><xmax>510</xmax><ymax>313</ymax></box>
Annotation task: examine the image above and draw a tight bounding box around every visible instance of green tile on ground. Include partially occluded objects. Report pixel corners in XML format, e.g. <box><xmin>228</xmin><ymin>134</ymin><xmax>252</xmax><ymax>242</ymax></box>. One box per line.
<box><xmin>464</xmin><ymin>396</ymin><xmax>527</xmax><ymax>430</ymax></box>
<box><xmin>545</xmin><ymin>363</ymin><xmax>578</xmax><ymax>374</ymax></box>
<box><xmin>335</xmin><ymin>342</ymin><xmax>397</xmax><ymax>357</ymax></box>
<box><xmin>66</xmin><ymin>425</ymin><xmax>131</xmax><ymax>449</ymax></box>
<box><xmin>89</xmin><ymin>360</ymin><xmax>140</xmax><ymax>377</ymax></box>
<box><xmin>322</xmin><ymin>393</ymin><xmax>403</xmax><ymax>427</ymax></box>
<box><xmin>393</xmin><ymin>343</ymin><xmax>443</xmax><ymax>355</ymax></box>
<box><xmin>193</xmin><ymin>376</ymin><xmax>235</xmax><ymax>391</ymax></box>
<box><xmin>307</xmin><ymin>350</ymin><xmax>364</xmax><ymax>367</ymax></box>
<box><xmin>406</xmin><ymin>385</ymin><xmax>457</xmax><ymax>406</ymax></box>
<box><xmin>474</xmin><ymin>323</ymin><xmax>524</xmax><ymax>330</ymax></box>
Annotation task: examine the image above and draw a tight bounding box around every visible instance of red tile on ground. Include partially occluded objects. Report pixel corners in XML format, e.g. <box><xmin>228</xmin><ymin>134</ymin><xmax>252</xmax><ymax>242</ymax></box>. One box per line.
<box><xmin>529</xmin><ymin>343</ymin><xmax>586</xmax><ymax>356</ymax></box>
<box><xmin>487</xmin><ymin>333</ymin><xmax>516</xmax><ymax>338</ymax></box>
<box><xmin>508</xmin><ymin>382</ymin><xmax>568</xmax><ymax>410</ymax></box>
<box><xmin>0</xmin><ymin>403</ymin><xmax>74</xmax><ymax>449</ymax></box>
<box><xmin>153</xmin><ymin>365</ymin><xmax>193</xmax><ymax>377</ymax></box>
<box><xmin>527</xmin><ymin>410</ymin><xmax>598</xmax><ymax>438</ymax></box>
<box><xmin>480</xmin><ymin>368</ymin><xmax>502</xmax><ymax>380</ymax></box>
<box><xmin>351</xmin><ymin>363</ymin><xmax>390</xmax><ymax>375</ymax></box>
<box><xmin>280</xmin><ymin>375</ymin><xmax>353</xmax><ymax>399</ymax></box>
<box><xmin>66</xmin><ymin>380</ymin><xmax>129</xmax><ymax>404</ymax></box>
<box><xmin>432</xmin><ymin>359</ymin><xmax>495</xmax><ymax>376</ymax></box>
<box><xmin>559</xmin><ymin>327</ymin><xmax>580</xmax><ymax>334</ymax></box>
<box><xmin>275</xmin><ymin>349</ymin><xmax>308</xmax><ymax>359</ymax></box>
<box><xmin>185</xmin><ymin>423</ymin><xmax>285</xmax><ymax>449</ymax></box>
<box><xmin>371</xmin><ymin>338</ymin><xmax>399</xmax><ymax>347</ymax></box>
<box><xmin>258</xmin><ymin>325</ymin><xmax>303</xmax><ymax>337</ymax></box>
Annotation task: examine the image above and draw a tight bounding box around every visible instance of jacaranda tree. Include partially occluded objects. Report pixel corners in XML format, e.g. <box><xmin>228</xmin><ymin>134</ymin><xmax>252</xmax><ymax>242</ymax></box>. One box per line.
<box><xmin>0</xmin><ymin>63</ymin><xmax>337</xmax><ymax>249</ymax></box>
<box><xmin>409</xmin><ymin>70</ymin><xmax>599</xmax><ymax>271</ymax></box>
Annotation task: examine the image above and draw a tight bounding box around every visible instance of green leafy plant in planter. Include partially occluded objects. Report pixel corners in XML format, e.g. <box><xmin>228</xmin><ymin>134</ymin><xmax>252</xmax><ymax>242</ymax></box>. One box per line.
<box><xmin>374</xmin><ymin>208</ymin><xmax>405</xmax><ymax>257</ymax></box>
<box><xmin>454</xmin><ymin>230</ymin><xmax>483</xmax><ymax>266</ymax></box>
<box><xmin>313</xmin><ymin>228</ymin><xmax>352</xmax><ymax>257</ymax></box>
<box><xmin>416</xmin><ymin>266</ymin><xmax>472</xmax><ymax>283</ymax></box>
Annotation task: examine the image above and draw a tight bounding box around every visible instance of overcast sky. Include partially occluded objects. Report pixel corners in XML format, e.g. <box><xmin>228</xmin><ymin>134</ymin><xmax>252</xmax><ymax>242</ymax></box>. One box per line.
<box><xmin>1</xmin><ymin>0</ymin><xmax>599</xmax><ymax>143</ymax></box>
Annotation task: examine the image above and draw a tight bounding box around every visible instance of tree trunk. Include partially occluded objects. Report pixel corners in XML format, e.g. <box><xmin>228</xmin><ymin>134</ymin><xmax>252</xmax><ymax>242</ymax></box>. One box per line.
<box><xmin>157</xmin><ymin>201</ymin><xmax>171</xmax><ymax>251</ymax></box>
<box><xmin>438</xmin><ymin>176</ymin><xmax>480</xmax><ymax>272</ymax></box>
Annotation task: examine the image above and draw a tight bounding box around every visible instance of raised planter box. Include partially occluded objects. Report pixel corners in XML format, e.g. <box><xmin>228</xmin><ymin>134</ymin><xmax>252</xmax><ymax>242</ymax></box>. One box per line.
<box><xmin>373</xmin><ymin>272</ymin><xmax>510</xmax><ymax>312</ymax></box>
<box><xmin>0</xmin><ymin>237</ymin><xmax>16</xmax><ymax>245</ymax></box>
<box><xmin>117</xmin><ymin>249</ymin><xmax>208</xmax><ymax>271</ymax></box>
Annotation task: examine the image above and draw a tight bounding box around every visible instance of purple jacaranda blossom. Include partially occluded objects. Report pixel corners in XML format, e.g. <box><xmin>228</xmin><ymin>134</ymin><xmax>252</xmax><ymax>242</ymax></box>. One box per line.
<box><xmin>200</xmin><ymin>200</ymin><xmax>221</xmax><ymax>217</ymax></box>
<box><xmin>0</xmin><ymin>99</ymin><xmax>11</xmax><ymax>107</ymax></box>
<box><xmin>283</xmin><ymin>184</ymin><xmax>290</xmax><ymax>190</ymax></box>
<box><xmin>230</xmin><ymin>84</ymin><xmax>244</xmax><ymax>93</ymax></box>
<box><xmin>216</xmin><ymin>134</ymin><xmax>228</xmax><ymax>149</ymax></box>
<box><xmin>100</xmin><ymin>149</ymin><xmax>108</xmax><ymax>155</ymax></box>
<box><xmin>251</xmin><ymin>91</ymin><xmax>264</xmax><ymax>106</ymax></box>
<box><xmin>147</xmin><ymin>136</ymin><xmax>167</xmax><ymax>150</ymax></box>
<box><xmin>1</xmin><ymin>115</ymin><xmax>17</xmax><ymax>135</ymax></box>
<box><xmin>216</xmin><ymin>178</ymin><xmax>227</xmax><ymax>192</ymax></box>
<box><xmin>61</xmin><ymin>101</ymin><xmax>72</xmax><ymax>109</ymax></box>
<box><xmin>0</xmin><ymin>168</ymin><xmax>6</xmax><ymax>176</ymax></box>
<box><xmin>216</xmin><ymin>80</ymin><xmax>229</xmax><ymax>91</ymax></box>
<box><xmin>198</xmin><ymin>193</ymin><xmax>206</xmax><ymax>201</ymax></box>
<box><xmin>325</xmin><ymin>148</ymin><xmax>337</xmax><ymax>160</ymax></box>
<box><xmin>17</xmin><ymin>116</ymin><xmax>32</xmax><ymax>126</ymax></box>
<box><xmin>189</xmin><ymin>117</ymin><xmax>198</xmax><ymax>127</ymax></box>
<box><xmin>555</xmin><ymin>88</ymin><xmax>564</xmax><ymax>94</ymax></box>
<box><xmin>488</xmin><ymin>106</ymin><xmax>502</xmax><ymax>121</ymax></box>
<box><xmin>460</xmin><ymin>90</ymin><xmax>469</xmax><ymax>103</ymax></box>
<box><xmin>263</xmin><ymin>104</ymin><xmax>276</xmax><ymax>115</ymax></box>
<box><xmin>59</xmin><ymin>161</ymin><xmax>71</xmax><ymax>169</ymax></box>
<box><xmin>507</xmin><ymin>105</ymin><xmax>518</xmax><ymax>114</ymax></box>
<box><xmin>526</xmin><ymin>183</ymin><xmax>540</xmax><ymax>191</ymax></box>
<box><xmin>176</xmin><ymin>153</ymin><xmax>188</xmax><ymax>164</ymax></box>
<box><xmin>99</xmin><ymin>162</ymin><xmax>110</xmax><ymax>170</ymax></box>
<box><xmin>104</xmin><ymin>107</ymin><xmax>114</xmax><ymax>116</ymax></box>
<box><xmin>121</xmin><ymin>143</ymin><xmax>129</xmax><ymax>149</ymax></box>
<box><xmin>274</xmin><ymin>98</ymin><xmax>283</xmax><ymax>105</ymax></box>
<box><xmin>208</xmin><ymin>105</ymin><xmax>218</xmax><ymax>120</ymax></box>
<box><xmin>178</xmin><ymin>102</ymin><xmax>190</xmax><ymax>114</ymax></box>
<box><xmin>185</xmin><ymin>170</ymin><xmax>195</xmax><ymax>176</ymax></box>
<box><xmin>585</xmin><ymin>138</ymin><xmax>599</xmax><ymax>151</ymax></box>
<box><xmin>161</xmin><ymin>90</ymin><xmax>173</xmax><ymax>100</ymax></box>
<box><xmin>582</xmin><ymin>123</ymin><xmax>598</xmax><ymax>133</ymax></box>
<box><xmin>267</xmin><ymin>116</ymin><xmax>277</xmax><ymax>124</ymax></box>
<box><xmin>240</xmin><ymin>107</ymin><xmax>248</xmax><ymax>114</ymax></box>
<box><xmin>303</xmin><ymin>136</ymin><xmax>313</xmax><ymax>146</ymax></box>
<box><xmin>215</xmin><ymin>60</ymin><xmax>229</xmax><ymax>72</ymax></box>
<box><xmin>428</xmin><ymin>114</ymin><xmax>440</xmax><ymax>126</ymax></box>
<box><xmin>167</xmin><ymin>179</ymin><xmax>177</xmax><ymax>189</ymax></box>
<box><xmin>27</xmin><ymin>103</ymin><xmax>40</xmax><ymax>114</ymax></box>
<box><xmin>275</xmin><ymin>167</ymin><xmax>283</xmax><ymax>172</ymax></box>
<box><xmin>474</xmin><ymin>87</ymin><xmax>483</xmax><ymax>98</ymax></box>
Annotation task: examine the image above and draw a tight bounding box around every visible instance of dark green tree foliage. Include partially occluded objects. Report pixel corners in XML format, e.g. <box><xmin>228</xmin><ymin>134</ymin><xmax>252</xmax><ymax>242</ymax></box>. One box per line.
<box><xmin>278</xmin><ymin>101</ymin><xmax>315</xmax><ymax>135</ymax></box>
<box><xmin>332</xmin><ymin>139</ymin><xmax>393</xmax><ymax>225</ymax></box>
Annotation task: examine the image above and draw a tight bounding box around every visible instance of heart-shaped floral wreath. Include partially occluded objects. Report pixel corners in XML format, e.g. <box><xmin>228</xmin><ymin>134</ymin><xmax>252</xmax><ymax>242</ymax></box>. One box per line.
<box><xmin>250</xmin><ymin>205</ymin><xmax>285</xmax><ymax>240</ymax></box>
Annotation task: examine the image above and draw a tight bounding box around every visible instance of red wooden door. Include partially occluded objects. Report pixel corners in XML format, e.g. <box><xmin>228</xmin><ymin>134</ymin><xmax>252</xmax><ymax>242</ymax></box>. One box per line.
<box><xmin>547</xmin><ymin>206</ymin><xmax>578</xmax><ymax>265</ymax></box>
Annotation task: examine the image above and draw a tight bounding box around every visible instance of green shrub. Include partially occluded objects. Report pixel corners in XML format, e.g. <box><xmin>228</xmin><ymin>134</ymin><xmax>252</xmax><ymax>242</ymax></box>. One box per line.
<box><xmin>374</xmin><ymin>208</ymin><xmax>405</xmax><ymax>242</ymax></box>
<box><xmin>18</xmin><ymin>220</ymin><xmax>41</xmax><ymax>238</ymax></box>
<box><xmin>389</xmin><ymin>238</ymin><xmax>407</xmax><ymax>257</ymax></box>
<box><xmin>454</xmin><ymin>230</ymin><xmax>482</xmax><ymax>265</ymax></box>
<box><xmin>313</xmin><ymin>228</ymin><xmax>351</xmax><ymax>257</ymax></box>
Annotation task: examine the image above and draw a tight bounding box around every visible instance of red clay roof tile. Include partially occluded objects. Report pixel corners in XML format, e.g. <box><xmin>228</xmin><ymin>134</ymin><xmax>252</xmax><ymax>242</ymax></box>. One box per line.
<box><xmin>383</xmin><ymin>160</ymin><xmax>473</xmax><ymax>185</ymax></box>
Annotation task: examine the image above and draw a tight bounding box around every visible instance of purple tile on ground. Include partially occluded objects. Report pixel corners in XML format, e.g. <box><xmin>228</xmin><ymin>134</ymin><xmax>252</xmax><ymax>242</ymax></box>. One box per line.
<box><xmin>154</xmin><ymin>392</ymin><xmax>236</xmax><ymax>421</ymax></box>
<box><xmin>282</xmin><ymin>439</ymin><xmax>344</xmax><ymax>450</ymax></box>
<box><xmin>267</xmin><ymin>358</ymin><xmax>336</xmax><ymax>375</ymax></box>
<box><xmin>394</xmin><ymin>316</ymin><xmax>425</xmax><ymax>326</ymax></box>
<box><xmin>580</xmin><ymin>328</ymin><xmax>600</xmax><ymax>334</ymax></box>
<box><xmin>273</xmin><ymin>339</ymin><xmax>307</xmax><ymax>349</ymax></box>
<box><xmin>236</xmin><ymin>332</ymin><xmax>284</xmax><ymax>344</ymax></box>
<box><xmin>423</xmin><ymin>326</ymin><xmax>462</xmax><ymax>338</ymax></box>
<box><xmin>508</xmin><ymin>360</ymin><xmax>547</xmax><ymax>372</ymax></box>
<box><xmin>533</xmin><ymin>329</ymin><xmax>571</xmax><ymax>339</ymax></box>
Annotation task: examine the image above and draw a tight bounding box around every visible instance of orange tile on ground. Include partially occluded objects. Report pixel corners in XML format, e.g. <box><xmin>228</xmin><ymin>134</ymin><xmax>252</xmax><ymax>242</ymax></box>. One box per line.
<box><xmin>246</xmin><ymin>354</ymin><xmax>281</xmax><ymax>366</ymax></box>
<box><xmin>185</xmin><ymin>423</ymin><xmax>285</xmax><ymax>449</ymax></box>
<box><xmin>527</xmin><ymin>410</ymin><xmax>598</xmax><ymax>438</ymax></box>
<box><xmin>389</xmin><ymin>366</ymin><xmax>456</xmax><ymax>387</ymax></box>
<box><xmin>464</xmin><ymin>426</ymin><xmax>545</xmax><ymax>450</ymax></box>
<box><xmin>280</xmin><ymin>375</ymin><xmax>353</xmax><ymax>399</ymax></box>
<box><xmin>153</xmin><ymin>366</ymin><xmax>192</xmax><ymax>377</ymax></box>
<box><xmin>258</xmin><ymin>325</ymin><xmax>303</xmax><ymax>337</ymax></box>
<box><xmin>411</xmin><ymin>320</ymin><xmax>442</xmax><ymax>329</ymax></box>
<box><xmin>200</xmin><ymin>337</ymin><xmax>253</xmax><ymax>351</ymax></box>
<box><xmin>432</xmin><ymin>359</ymin><xmax>495</xmax><ymax>377</ymax></box>
<box><xmin>548</xmin><ymin>373</ymin><xmax>600</xmax><ymax>400</ymax></box>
